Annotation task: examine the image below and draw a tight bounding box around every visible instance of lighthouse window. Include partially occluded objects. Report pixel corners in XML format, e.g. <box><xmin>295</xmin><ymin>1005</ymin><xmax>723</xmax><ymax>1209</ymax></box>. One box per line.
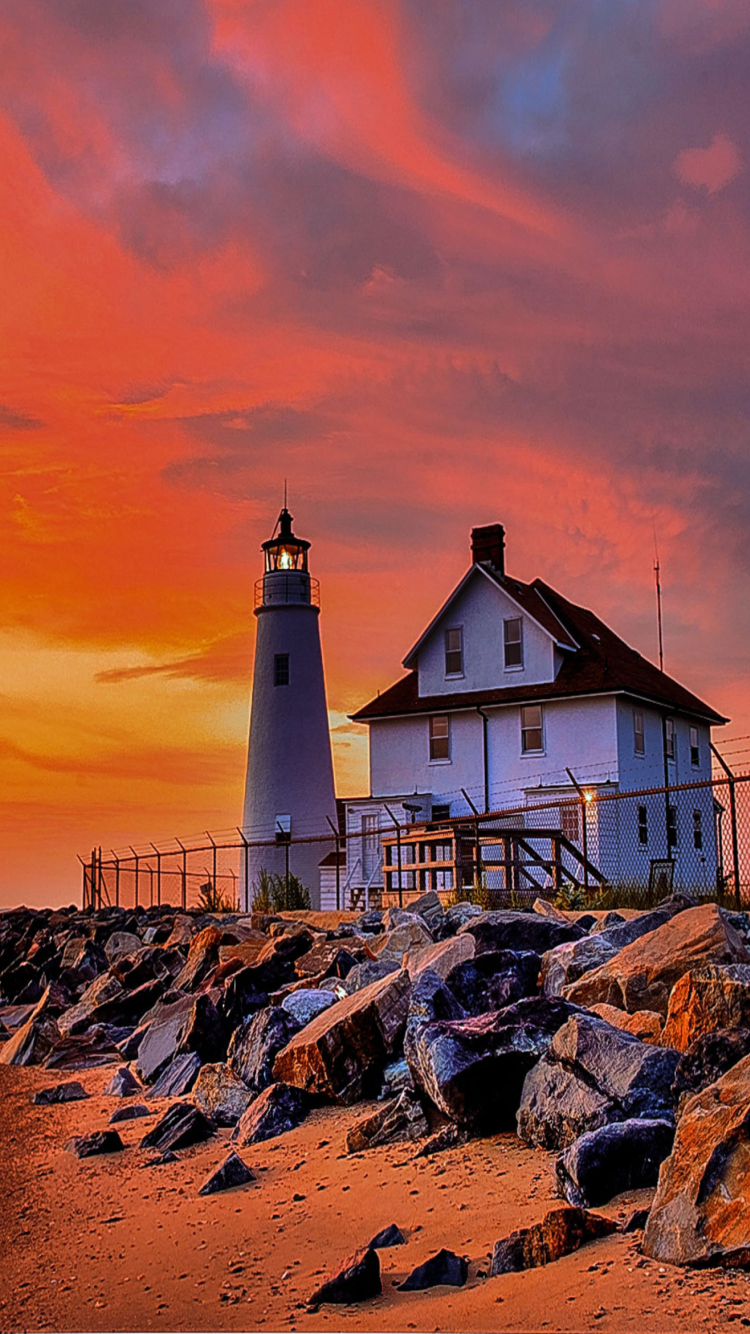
<box><xmin>274</xmin><ymin>653</ymin><xmax>290</xmax><ymax>686</ymax></box>
<box><xmin>429</xmin><ymin>715</ymin><xmax>451</xmax><ymax>762</ymax></box>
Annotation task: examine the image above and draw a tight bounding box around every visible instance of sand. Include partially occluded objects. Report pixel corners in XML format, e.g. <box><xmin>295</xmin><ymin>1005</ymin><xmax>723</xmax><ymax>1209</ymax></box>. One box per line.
<box><xmin>1</xmin><ymin>1062</ymin><xmax>748</xmax><ymax>1334</ymax></box>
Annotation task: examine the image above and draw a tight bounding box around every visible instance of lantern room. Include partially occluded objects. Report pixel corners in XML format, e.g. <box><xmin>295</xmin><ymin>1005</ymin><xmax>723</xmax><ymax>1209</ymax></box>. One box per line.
<box><xmin>262</xmin><ymin>507</ymin><xmax>310</xmax><ymax>573</ymax></box>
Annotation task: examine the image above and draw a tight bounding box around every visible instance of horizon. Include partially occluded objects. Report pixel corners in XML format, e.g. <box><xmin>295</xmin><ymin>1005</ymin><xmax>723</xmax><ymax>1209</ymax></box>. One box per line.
<box><xmin>3</xmin><ymin>0</ymin><xmax>750</xmax><ymax>908</ymax></box>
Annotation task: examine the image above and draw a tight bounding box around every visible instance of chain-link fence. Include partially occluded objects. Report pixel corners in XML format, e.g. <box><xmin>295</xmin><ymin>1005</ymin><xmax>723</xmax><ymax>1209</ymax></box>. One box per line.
<box><xmin>80</xmin><ymin>773</ymin><xmax>750</xmax><ymax>915</ymax></box>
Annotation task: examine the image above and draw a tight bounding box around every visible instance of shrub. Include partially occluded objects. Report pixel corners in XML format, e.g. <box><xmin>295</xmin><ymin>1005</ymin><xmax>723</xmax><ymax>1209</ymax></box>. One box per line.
<box><xmin>197</xmin><ymin>880</ymin><xmax>236</xmax><ymax>913</ymax></box>
<box><xmin>252</xmin><ymin>868</ymin><xmax>311</xmax><ymax>913</ymax></box>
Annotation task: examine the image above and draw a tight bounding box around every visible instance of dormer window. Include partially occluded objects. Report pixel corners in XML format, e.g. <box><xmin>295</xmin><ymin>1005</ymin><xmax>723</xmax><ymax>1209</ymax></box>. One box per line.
<box><xmin>445</xmin><ymin>627</ymin><xmax>463</xmax><ymax>677</ymax></box>
<box><xmin>504</xmin><ymin>617</ymin><xmax>523</xmax><ymax>669</ymax></box>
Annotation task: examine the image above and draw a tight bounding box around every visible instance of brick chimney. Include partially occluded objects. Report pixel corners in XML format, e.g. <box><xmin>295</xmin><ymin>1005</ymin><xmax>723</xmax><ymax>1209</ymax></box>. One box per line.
<box><xmin>471</xmin><ymin>523</ymin><xmax>505</xmax><ymax>574</ymax></box>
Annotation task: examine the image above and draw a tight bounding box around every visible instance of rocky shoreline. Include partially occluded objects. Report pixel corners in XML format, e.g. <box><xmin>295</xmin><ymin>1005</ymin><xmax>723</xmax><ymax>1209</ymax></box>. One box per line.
<box><xmin>4</xmin><ymin>891</ymin><xmax>750</xmax><ymax>1328</ymax></box>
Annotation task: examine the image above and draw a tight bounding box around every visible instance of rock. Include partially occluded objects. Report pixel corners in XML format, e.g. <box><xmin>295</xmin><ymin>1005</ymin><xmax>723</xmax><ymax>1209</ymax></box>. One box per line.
<box><xmin>623</xmin><ymin>1208</ymin><xmax>650</xmax><ymax>1232</ymax></box>
<box><xmin>309</xmin><ymin>1246</ymin><xmax>381</xmax><ymax>1306</ymax></box>
<box><xmin>589</xmin><ymin>911</ymin><xmax>627</xmax><ymax>934</ymax></box>
<box><xmin>517</xmin><ymin>1013</ymin><xmax>680</xmax><ymax>1150</ymax></box>
<box><xmin>458</xmin><ymin>909</ymin><xmax>582</xmax><ymax>956</ymax></box>
<box><xmin>104</xmin><ymin>931</ymin><xmax>142</xmax><ymax>961</ymax></box>
<box><xmin>344</xmin><ymin>958</ymin><xmax>401</xmax><ymax>993</ymax></box>
<box><xmin>346</xmin><ymin>1090</ymin><xmax>428</xmax><ymax>1153</ymax></box>
<box><xmin>398</xmin><ymin>1249</ymin><xmax>468</xmax><ymax>1290</ymax></box>
<box><xmin>440</xmin><ymin>902</ymin><xmax>482</xmax><ymax>937</ymax></box>
<box><xmin>406</xmin><ymin>980</ymin><xmax>580</xmax><ymax>1130</ymax></box>
<box><xmin>228</xmin><ymin>1006</ymin><xmax>298</xmax><ymax>1094</ymax></box>
<box><xmin>533</xmin><ymin>898</ymin><xmax>573</xmax><ymax>923</ymax></box>
<box><xmin>176</xmin><ymin>993</ymin><xmax>227</xmax><ymax>1064</ymax></box>
<box><xmin>192</xmin><ymin>1063</ymin><xmax>253</xmax><ymax>1126</ymax></box>
<box><xmin>64</xmin><ymin>938</ymin><xmax>108</xmax><ymax>984</ymax></box>
<box><xmin>0</xmin><ymin>1011</ymin><xmax>60</xmax><ymax>1066</ymax></box>
<box><xmin>541</xmin><ymin>936</ymin><xmax>619</xmax><ymax>997</ymax></box>
<box><xmin>444</xmin><ymin>950</ymin><xmax>540</xmax><ymax>1016</ymax></box>
<box><xmin>232</xmin><ymin>1082</ymin><xmax>310</xmax><ymax>1146</ymax></box>
<box><xmin>404</xmin><ymin>890</ymin><xmax>445</xmax><ymax>932</ymax></box>
<box><xmin>104</xmin><ymin>1066</ymin><xmax>142</xmax><ymax>1097</ymax></box>
<box><xmin>367</xmin><ymin>1223</ymin><xmax>405</xmax><ymax>1249</ymax></box>
<box><xmin>32</xmin><ymin>1081</ymin><xmax>88</xmax><ymax>1105</ymax></box>
<box><xmin>564</xmin><ymin>904</ymin><xmax>749</xmax><ymax>1017</ymax></box>
<box><xmin>294</xmin><ymin>939</ymin><xmax>363</xmax><ymax>980</ymax></box>
<box><xmin>281</xmin><ymin>989</ymin><xmax>337</xmax><ymax>1028</ymax></box>
<box><xmin>414</xmin><ymin>1124</ymin><xmax>471</xmax><ymax>1157</ymax></box>
<box><xmin>555</xmin><ymin>1119</ymin><xmax>675</xmax><ymax>1207</ymax></box>
<box><xmin>589</xmin><ymin>1003</ymin><xmax>663</xmax><ymax>1044</ymax></box>
<box><xmin>173</xmin><ymin>926</ymin><xmax>223</xmax><ymax>992</ymax></box>
<box><xmin>43</xmin><ymin>1027</ymin><xmax>121</xmax><ymax>1070</ymax></box>
<box><xmin>661</xmin><ymin>965</ymin><xmax>750</xmax><ymax>1052</ymax></box>
<box><xmin>575</xmin><ymin>914</ymin><xmax>597</xmax><ymax>932</ymax></box>
<box><xmin>372</xmin><ymin>919</ymin><xmax>434</xmax><ymax>959</ymax></box>
<box><xmin>147</xmin><ymin>1051</ymin><xmax>201</xmax><ymax>1099</ymax></box>
<box><xmin>643</xmin><ymin>1053</ymin><xmax>750</xmax><ymax>1267</ymax></box>
<box><xmin>117</xmin><ymin>1025</ymin><xmax>150</xmax><ymax>1061</ymax></box>
<box><xmin>219</xmin><ymin>949</ymin><xmax>299</xmax><ymax>1030</ymax></box>
<box><xmin>380</xmin><ymin>1057</ymin><xmax>417</xmax><ymax>1099</ymax></box>
<box><xmin>140</xmin><ymin>1101</ymin><xmax>215</xmax><ymax>1153</ymax></box>
<box><xmin>405</xmin><ymin>934</ymin><xmax>475</xmax><ymax>982</ymax></box>
<box><xmin>272</xmin><ymin>969</ymin><xmax>412</xmax><ymax>1104</ymax></box>
<box><xmin>135</xmin><ymin>997</ymin><xmax>194</xmax><ymax>1083</ymax></box>
<box><xmin>66</xmin><ymin>1130</ymin><xmax>124</xmax><ymax>1158</ymax></box>
<box><xmin>198</xmin><ymin>1151</ymin><xmax>256</xmax><ymax>1196</ymax></box>
<box><xmin>671</xmin><ymin>1028</ymin><xmax>750</xmax><ymax>1116</ymax></box>
<box><xmin>56</xmin><ymin>973</ymin><xmax>125</xmax><ymax>1036</ymax></box>
<box><xmin>491</xmin><ymin>1207</ymin><xmax>618</xmax><ymax>1274</ymax></box>
<box><xmin>143</xmin><ymin>1149</ymin><xmax>179</xmax><ymax>1166</ymax></box>
<box><xmin>164</xmin><ymin>916</ymin><xmax>198</xmax><ymax>949</ymax></box>
<box><xmin>351</xmin><ymin>910</ymin><xmax>384</xmax><ymax>936</ymax></box>
<box><xmin>109</xmin><ymin>1103</ymin><xmax>151</xmax><ymax>1124</ymax></box>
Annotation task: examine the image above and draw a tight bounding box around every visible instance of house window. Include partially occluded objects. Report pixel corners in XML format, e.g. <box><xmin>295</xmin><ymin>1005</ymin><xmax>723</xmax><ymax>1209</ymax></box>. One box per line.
<box><xmin>521</xmin><ymin>704</ymin><xmax>543</xmax><ymax>753</ymax></box>
<box><xmin>561</xmin><ymin>803</ymin><xmax>580</xmax><ymax>843</ymax></box>
<box><xmin>274</xmin><ymin>653</ymin><xmax>290</xmax><ymax>686</ymax></box>
<box><xmin>444</xmin><ymin>627</ymin><xmax>463</xmax><ymax>676</ymax></box>
<box><xmin>429</xmin><ymin>715</ymin><xmax>450</xmax><ymax>762</ymax></box>
<box><xmin>665</xmin><ymin>717</ymin><xmax>675</xmax><ymax>760</ymax></box>
<box><xmin>690</xmin><ymin>726</ymin><xmax>700</xmax><ymax>768</ymax></box>
<box><xmin>667</xmin><ymin>804</ymin><xmax>678</xmax><ymax>848</ymax></box>
<box><xmin>431</xmin><ymin>804</ymin><xmax>450</xmax><ymax>822</ymax></box>
<box><xmin>504</xmin><ymin>617</ymin><xmax>523</xmax><ymax>669</ymax></box>
<box><xmin>693</xmin><ymin>810</ymin><xmax>703</xmax><ymax>851</ymax></box>
<box><xmin>638</xmin><ymin>805</ymin><xmax>648</xmax><ymax>846</ymax></box>
<box><xmin>362</xmin><ymin>814</ymin><xmax>379</xmax><ymax>874</ymax></box>
<box><xmin>633</xmin><ymin>710</ymin><xmax>645</xmax><ymax>756</ymax></box>
<box><xmin>275</xmin><ymin>814</ymin><xmax>291</xmax><ymax>842</ymax></box>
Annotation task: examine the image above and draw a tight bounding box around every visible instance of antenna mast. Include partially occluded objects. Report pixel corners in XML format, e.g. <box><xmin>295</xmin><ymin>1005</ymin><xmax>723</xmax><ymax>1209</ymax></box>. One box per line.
<box><xmin>654</xmin><ymin>553</ymin><xmax>664</xmax><ymax>673</ymax></box>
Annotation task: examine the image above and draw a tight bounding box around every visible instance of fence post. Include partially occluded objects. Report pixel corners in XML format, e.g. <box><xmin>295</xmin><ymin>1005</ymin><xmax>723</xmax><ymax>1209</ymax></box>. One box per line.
<box><xmin>176</xmin><ymin>839</ymin><xmax>187</xmax><ymax>911</ymax></box>
<box><xmin>236</xmin><ymin>829</ymin><xmax>250</xmax><ymax>913</ymax></box>
<box><xmin>151</xmin><ymin>844</ymin><xmax>162</xmax><ymax>906</ymax></box>
<box><xmin>130</xmin><ymin>847</ymin><xmax>139</xmax><ymax>910</ymax></box>
<box><xmin>712</xmin><ymin>746</ymin><xmax>741</xmax><ymax>910</ymax></box>
<box><xmin>326</xmin><ymin>815</ymin><xmax>341</xmax><ymax>911</ymax></box>
<box><xmin>566</xmin><ymin>770</ymin><xmax>589</xmax><ymax>892</ymax></box>
<box><xmin>206</xmin><ymin>832</ymin><xmax>218</xmax><ymax>902</ymax></box>
<box><xmin>384</xmin><ymin>805</ymin><xmax>404</xmax><ymax>907</ymax></box>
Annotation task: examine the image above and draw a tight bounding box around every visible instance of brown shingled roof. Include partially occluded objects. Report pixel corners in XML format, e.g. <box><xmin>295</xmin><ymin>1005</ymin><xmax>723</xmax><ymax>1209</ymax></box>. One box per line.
<box><xmin>352</xmin><ymin>574</ymin><xmax>727</xmax><ymax>725</ymax></box>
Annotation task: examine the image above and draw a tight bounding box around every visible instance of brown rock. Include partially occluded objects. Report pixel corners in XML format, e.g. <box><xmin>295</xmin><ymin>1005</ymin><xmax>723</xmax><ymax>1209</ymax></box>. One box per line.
<box><xmin>371</xmin><ymin>920</ymin><xmax>433</xmax><ymax>959</ymax></box>
<box><xmin>345</xmin><ymin>1090</ymin><xmax>428</xmax><ymax>1153</ymax></box>
<box><xmin>660</xmin><ymin>964</ymin><xmax>750</xmax><ymax>1053</ymax></box>
<box><xmin>589</xmin><ymin>1002</ymin><xmax>663</xmax><ymax>1045</ymax></box>
<box><xmin>405</xmin><ymin>933</ymin><xmax>475</xmax><ymax>981</ymax></box>
<box><xmin>272</xmin><ymin>969</ymin><xmax>411</xmax><ymax>1104</ymax></box>
<box><xmin>218</xmin><ymin>937</ymin><xmax>268</xmax><ymax>968</ymax></box>
<box><xmin>491</xmin><ymin>1206</ymin><xmax>618</xmax><ymax>1273</ymax></box>
<box><xmin>173</xmin><ymin>926</ymin><xmax>223</xmax><ymax>992</ymax></box>
<box><xmin>643</xmin><ymin>1052</ymin><xmax>750</xmax><ymax>1267</ymax></box>
<box><xmin>533</xmin><ymin>898</ymin><xmax>573</xmax><ymax>924</ymax></box>
<box><xmin>563</xmin><ymin>905</ymin><xmax>748</xmax><ymax>1017</ymax></box>
<box><xmin>192</xmin><ymin>1062</ymin><xmax>253</xmax><ymax>1126</ymax></box>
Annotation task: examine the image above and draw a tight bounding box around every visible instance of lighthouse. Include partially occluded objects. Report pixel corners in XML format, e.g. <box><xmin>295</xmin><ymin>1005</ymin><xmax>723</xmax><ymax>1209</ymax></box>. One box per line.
<box><xmin>242</xmin><ymin>505</ymin><xmax>337</xmax><ymax>908</ymax></box>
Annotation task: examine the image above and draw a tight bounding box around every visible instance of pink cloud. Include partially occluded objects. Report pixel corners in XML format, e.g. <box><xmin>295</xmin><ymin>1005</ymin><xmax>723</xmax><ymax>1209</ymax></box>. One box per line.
<box><xmin>674</xmin><ymin>132</ymin><xmax>742</xmax><ymax>194</ymax></box>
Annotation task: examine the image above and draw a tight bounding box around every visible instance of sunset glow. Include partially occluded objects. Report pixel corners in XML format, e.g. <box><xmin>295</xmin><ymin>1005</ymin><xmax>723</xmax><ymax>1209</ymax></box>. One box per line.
<box><xmin>2</xmin><ymin>0</ymin><xmax>750</xmax><ymax>905</ymax></box>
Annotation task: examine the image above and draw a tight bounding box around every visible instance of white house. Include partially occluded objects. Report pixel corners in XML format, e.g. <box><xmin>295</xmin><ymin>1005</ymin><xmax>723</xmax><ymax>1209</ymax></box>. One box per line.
<box><xmin>325</xmin><ymin>523</ymin><xmax>727</xmax><ymax>906</ymax></box>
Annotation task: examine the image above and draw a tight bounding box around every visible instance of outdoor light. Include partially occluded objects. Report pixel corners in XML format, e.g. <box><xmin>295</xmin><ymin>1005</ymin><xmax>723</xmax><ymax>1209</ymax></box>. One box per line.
<box><xmin>278</xmin><ymin>547</ymin><xmax>294</xmax><ymax>570</ymax></box>
<box><xmin>584</xmin><ymin>790</ymin><xmax>594</xmax><ymax>803</ymax></box>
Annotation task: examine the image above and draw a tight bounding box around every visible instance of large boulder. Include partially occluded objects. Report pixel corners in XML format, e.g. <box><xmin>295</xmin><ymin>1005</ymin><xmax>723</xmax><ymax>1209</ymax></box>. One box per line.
<box><xmin>372</xmin><ymin>918</ymin><xmax>434</xmax><ymax>960</ymax></box>
<box><xmin>443</xmin><ymin>950</ymin><xmax>540</xmax><ymax>1016</ymax></box>
<box><xmin>405</xmin><ymin>976</ymin><xmax>581</xmax><ymax>1131</ymax></box>
<box><xmin>457</xmin><ymin>910</ymin><xmax>582</xmax><ymax>956</ymax></box>
<box><xmin>563</xmin><ymin>904</ymin><xmax>749</xmax><ymax>1017</ymax></box>
<box><xmin>228</xmin><ymin>1006</ymin><xmax>299</xmax><ymax>1094</ymax></box>
<box><xmin>643</xmin><ymin>1054</ymin><xmax>750</xmax><ymax>1267</ymax></box>
<box><xmin>309</xmin><ymin>1247</ymin><xmax>381</xmax><ymax>1306</ymax></box>
<box><xmin>219</xmin><ymin>933</ymin><xmax>314</xmax><ymax>1028</ymax></box>
<box><xmin>104</xmin><ymin>931</ymin><xmax>142</xmax><ymax>961</ymax></box>
<box><xmin>281</xmin><ymin>989</ymin><xmax>337</xmax><ymax>1028</ymax></box>
<box><xmin>272</xmin><ymin>969</ymin><xmax>411</xmax><ymax>1104</ymax></box>
<box><xmin>192</xmin><ymin>1063</ymin><xmax>253</xmax><ymax>1126</ymax></box>
<box><xmin>661</xmin><ymin>965</ymin><xmax>750</xmax><ymax>1052</ymax></box>
<box><xmin>175</xmin><ymin>993</ymin><xmax>227</xmax><ymax>1064</ymax></box>
<box><xmin>0</xmin><ymin>985</ymin><xmax>66</xmax><ymax>1066</ymax></box>
<box><xmin>57</xmin><ymin>973</ymin><xmax>125</xmax><ymax>1037</ymax></box>
<box><xmin>556</xmin><ymin>1119</ymin><xmax>675</xmax><ymax>1208</ymax></box>
<box><xmin>541</xmin><ymin>936</ymin><xmax>619</xmax><ymax>998</ymax></box>
<box><xmin>589</xmin><ymin>1002</ymin><xmax>663</xmax><ymax>1045</ymax></box>
<box><xmin>172</xmin><ymin>926</ymin><xmax>223</xmax><ymax>993</ymax></box>
<box><xmin>405</xmin><ymin>934</ymin><xmax>474</xmax><ymax>983</ymax></box>
<box><xmin>232</xmin><ymin>1082</ymin><xmax>310</xmax><ymax>1146</ymax></box>
<box><xmin>140</xmin><ymin>1101</ymin><xmax>215</xmax><ymax>1153</ymax></box>
<box><xmin>147</xmin><ymin>1051</ymin><xmax>201</xmax><ymax>1099</ymax></box>
<box><xmin>671</xmin><ymin>1028</ymin><xmax>750</xmax><ymax>1116</ymax></box>
<box><xmin>403</xmin><ymin>890</ymin><xmax>445</xmax><ymax>934</ymax></box>
<box><xmin>517</xmin><ymin>1013</ymin><xmax>680</xmax><ymax>1150</ymax></box>
<box><xmin>134</xmin><ymin>996</ymin><xmax>194</xmax><ymax>1083</ymax></box>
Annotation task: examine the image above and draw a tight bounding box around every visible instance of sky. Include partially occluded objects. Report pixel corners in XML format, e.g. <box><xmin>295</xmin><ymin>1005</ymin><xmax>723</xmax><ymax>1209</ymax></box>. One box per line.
<box><xmin>2</xmin><ymin>0</ymin><xmax>750</xmax><ymax>907</ymax></box>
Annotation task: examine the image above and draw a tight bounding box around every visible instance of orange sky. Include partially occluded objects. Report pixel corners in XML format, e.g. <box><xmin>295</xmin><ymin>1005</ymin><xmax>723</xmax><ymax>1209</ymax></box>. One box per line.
<box><xmin>2</xmin><ymin>0</ymin><xmax>750</xmax><ymax>906</ymax></box>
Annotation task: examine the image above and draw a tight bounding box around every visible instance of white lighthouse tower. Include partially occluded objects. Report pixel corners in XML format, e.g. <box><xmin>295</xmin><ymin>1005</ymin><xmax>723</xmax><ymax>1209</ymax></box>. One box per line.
<box><xmin>242</xmin><ymin>505</ymin><xmax>337</xmax><ymax>908</ymax></box>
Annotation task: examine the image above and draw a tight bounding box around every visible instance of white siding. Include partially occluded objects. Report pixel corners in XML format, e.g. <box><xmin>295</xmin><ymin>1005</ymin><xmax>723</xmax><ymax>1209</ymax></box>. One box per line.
<box><xmin>417</xmin><ymin>572</ymin><xmax>558</xmax><ymax>697</ymax></box>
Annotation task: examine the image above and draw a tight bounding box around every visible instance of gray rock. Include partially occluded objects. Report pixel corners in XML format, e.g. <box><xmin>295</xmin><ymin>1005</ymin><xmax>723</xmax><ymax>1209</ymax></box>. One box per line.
<box><xmin>380</xmin><ymin>1057</ymin><xmax>416</xmax><ymax>1099</ymax></box>
<box><xmin>227</xmin><ymin>1006</ymin><xmax>298</xmax><ymax>1094</ymax></box>
<box><xmin>66</xmin><ymin>1130</ymin><xmax>124</xmax><ymax>1158</ymax></box>
<box><xmin>198</xmin><ymin>1150</ymin><xmax>255</xmax><ymax>1195</ymax></box>
<box><xmin>346</xmin><ymin>1090</ymin><xmax>428</xmax><ymax>1153</ymax></box>
<box><xmin>192</xmin><ymin>1063</ymin><xmax>253</xmax><ymax>1127</ymax></box>
<box><xmin>517</xmin><ymin>1013</ymin><xmax>680</xmax><ymax>1150</ymax></box>
<box><xmin>103</xmin><ymin>1066</ymin><xmax>142</xmax><ymax>1097</ymax></box>
<box><xmin>32</xmin><ymin>1081</ymin><xmax>88</xmax><ymax>1105</ymax></box>
<box><xmin>109</xmin><ymin>1103</ymin><xmax>151</xmax><ymax>1124</ymax></box>
<box><xmin>444</xmin><ymin>950</ymin><xmax>540</xmax><ymax>1015</ymax></box>
<box><xmin>309</xmin><ymin>1246</ymin><xmax>381</xmax><ymax>1306</ymax></box>
<box><xmin>146</xmin><ymin>1051</ymin><xmax>201</xmax><ymax>1099</ymax></box>
<box><xmin>404</xmin><ymin>890</ymin><xmax>444</xmax><ymax>932</ymax></box>
<box><xmin>540</xmin><ymin>936</ymin><xmax>619</xmax><ymax>998</ymax></box>
<box><xmin>398</xmin><ymin>1249</ymin><xmax>467</xmax><ymax>1290</ymax></box>
<box><xmin>345</xmin><ymin>958</ymin><xmax>400</xmax><ymax>993</ymax></box>
<box><xmin>232</xmin><ymin>1082</ymin><xmax>309</xmax><ymax>1146</ymax></box>
<box><xmin>368</xmin><ymin>1223</ymin><xmax>405</xmax><ymax>1249</ymax></box>
<box><xmin>457</xmin><ymin>910</ymin><xmax>582</xmax><ymax>956</ymax></box>
<box><xmin>104</xmin><ymin>931</ymin><xmax>142</xmax><ymax>961</ymax></box>
<box><xmin>135</xmin><ymin>996</ymin><xmax>193</xmax><ymax>1083</ymax></box>
<box><xmin>281</xmin><ymin>989</ymin><xmax>337</xmax><ymax>1028</ymax></box>
<box><xmin>140</xmin><ymin>1101</ymin><xmax>214</xmax><ymax>1152</ymax></box>
<box><xmin>556</xmin><ymin>1119</ymin><xmax>675</xmax><ymax>1208</ymax></box>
